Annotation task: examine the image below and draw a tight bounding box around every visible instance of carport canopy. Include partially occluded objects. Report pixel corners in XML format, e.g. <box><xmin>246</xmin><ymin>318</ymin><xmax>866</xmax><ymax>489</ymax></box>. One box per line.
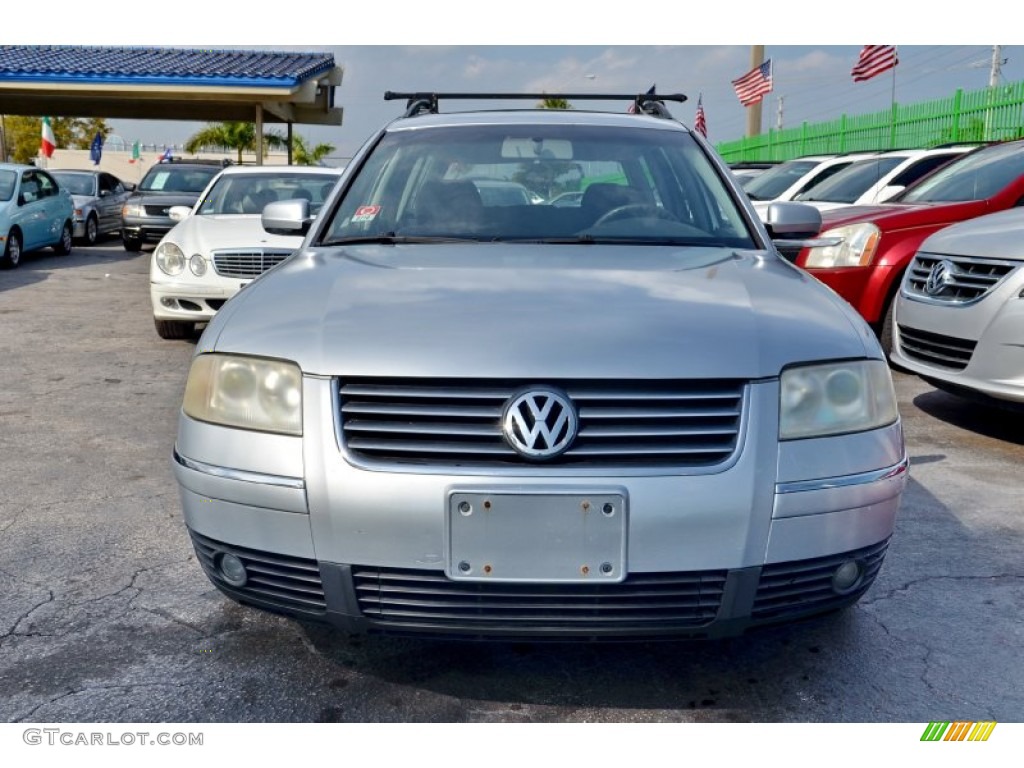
<box><xmin>0</xmin><ymin>46</ymin><xmax>344</xmax><ymax>163</ymax></box>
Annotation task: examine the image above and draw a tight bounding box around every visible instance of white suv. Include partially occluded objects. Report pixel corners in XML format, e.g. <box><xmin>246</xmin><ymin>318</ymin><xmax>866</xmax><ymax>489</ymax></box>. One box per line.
<box><xmin>744</xmin><ymin>153</ymin><xmax>879</xmax><ymax>216</ymax></box>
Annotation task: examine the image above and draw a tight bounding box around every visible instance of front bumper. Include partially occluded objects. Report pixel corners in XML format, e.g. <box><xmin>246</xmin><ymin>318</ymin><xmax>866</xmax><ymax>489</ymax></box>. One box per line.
<box><xmin>892</xmin><ymin>289</ymin><xmax>1024</xmax><ymax>405</ymax></box>
<box><xmin>123</xmin><ymin>220</ymin><xmax>173</xmax><ymax>243</ymax></box>
<box><xmin>172</xmin><ymin>377</ymin><xmax>907</xmax><ymax>640</ymax></box>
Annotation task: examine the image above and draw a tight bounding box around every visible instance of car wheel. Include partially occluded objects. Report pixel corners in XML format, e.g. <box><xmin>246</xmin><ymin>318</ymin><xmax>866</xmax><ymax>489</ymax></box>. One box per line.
<box><xmin>123</xmin><ymin>235</ymin><xmax>143</xmax><ymax>252</ymax></box>
<box><xmin>0</xmin><ymin>230</ymin><xmax>22</xmax><ymax>269</ymax></box>
<box><xmin>154</xmin><ymin>318</ymin><xmax>195</xmax><ymax>340</ymax></box>
<box><xmin>879</xmin><ymin>299</ymin><xmax>895</xmax><ymax>359</ymax></box>
<box><xmin>84</xmin><ymin>215</ymin><xmax>99</xmax><ymax>246</ymax></box>
<box><xmin>53</xmin><ymin>222</ymin><xmax>73</xmax><ymax>255</ymax></box>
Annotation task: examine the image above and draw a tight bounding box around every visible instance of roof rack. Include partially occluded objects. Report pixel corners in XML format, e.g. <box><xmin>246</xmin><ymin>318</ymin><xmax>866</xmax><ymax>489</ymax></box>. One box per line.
<box><xmin>383</xmin><ymin>91</ymin><xmax>687</xmax><ymax>119</ymax></box>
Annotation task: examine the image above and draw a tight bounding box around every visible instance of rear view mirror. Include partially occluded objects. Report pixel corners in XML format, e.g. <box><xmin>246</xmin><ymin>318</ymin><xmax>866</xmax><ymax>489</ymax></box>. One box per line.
<box><xmin>501</xmin><ymin>137</ymin><xmax>573</xmax><ymax>160</ymax></box>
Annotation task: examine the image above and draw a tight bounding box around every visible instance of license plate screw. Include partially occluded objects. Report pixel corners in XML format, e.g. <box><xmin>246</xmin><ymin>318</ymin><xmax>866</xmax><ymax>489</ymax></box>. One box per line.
<box><xmin>483</xmin><ymin>564</ymin><xmax>493</xmax><ymax>574</ymax></box>
<box><xmin>601</xmin><ymin>562</ymin><xmax>613</xmax><ymax>574</ymax></box>
<box><xmin>602</xmin><ymin>503</ymin><xmax>614</xmax><ymax>516</ymax></box>
<box><xmin>458</xmin><ymin>501</ymin><xmax>472</xmax><ymax>516</ymax></box>
<box><xmin>483</xmin><ymin>500</ymin><xmax>492</xmax><ymax>510</ymax></box>
<box><xmin>581</xmin><ymin>565</ymin><xmax>590</xmax><ymax>575</ymax></box>
<box><xmin>581</xmin><ymin>501</ymin><xmax>590</xmax><ymax>512</ymax></box>
<box><xmin>458</xmin><ymin>560</ymin><xmax>471</xmax><ymax>573</ymax></box>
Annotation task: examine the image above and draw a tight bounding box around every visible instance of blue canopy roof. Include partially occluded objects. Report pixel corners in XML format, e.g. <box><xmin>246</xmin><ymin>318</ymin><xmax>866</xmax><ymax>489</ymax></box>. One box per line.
<box><xmin>0</xmin><ymin>46</ymin><xmax>336</xmax><ymax>89</ymax></box>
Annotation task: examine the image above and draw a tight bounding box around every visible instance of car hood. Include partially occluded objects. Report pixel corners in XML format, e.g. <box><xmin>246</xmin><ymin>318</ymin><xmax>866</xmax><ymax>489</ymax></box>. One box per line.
<box><xmin>205</xmin><ymin>245</ymin><xmax>875</xmax><ymax>379</ymax></box>
<box><xmin>917</xmin><ymin>206</ymin><xmax>1024</xmax><ymax>259</ymax></box>
<box><xmin>70</xmin><ymin>194</ymin><xmax>98</xmax><ymax>208</ymax></box>
<box><xmin>168</xmin><ymin>214</ymin><xmax>304</xmax><ymax>253</ymax></box>
<box><xmin>130</xmin><ymin>191</ymin><xmax>201</xmax><ymax>208</ymax></box>
<box><xmin>818</xmin><ymin>200</ymin><xmax>991</xmax><ymax>232</ymax></box>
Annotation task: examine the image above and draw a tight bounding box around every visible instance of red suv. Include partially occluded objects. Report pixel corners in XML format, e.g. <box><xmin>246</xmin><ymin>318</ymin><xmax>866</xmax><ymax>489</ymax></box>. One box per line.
<box><xmin>794</xmin><ymin>140</ymin><xmax>1024</xmax><ymax>352</ymax></box>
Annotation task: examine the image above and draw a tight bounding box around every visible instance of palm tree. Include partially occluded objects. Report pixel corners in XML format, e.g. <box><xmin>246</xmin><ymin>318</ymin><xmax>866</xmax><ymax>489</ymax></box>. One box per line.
<box><xmin>538</xmin><ymin>96</ymin><xmax>572</xmax><ymax>110</ymax></box>
<box><xmin>184</xmin><ymin>121</ymin><xmax>285</xmax><ymax>163</ymax></box>
<box><xmin>290</xmin><ymin>134</ymin><xmax>336</xmax><ymax>166</ymax></box>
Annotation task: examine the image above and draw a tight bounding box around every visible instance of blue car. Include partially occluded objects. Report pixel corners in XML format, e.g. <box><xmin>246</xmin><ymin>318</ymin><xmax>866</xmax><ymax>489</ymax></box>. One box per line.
<box><xmin>0</xmin><ymin>163</ymin><xmax>75</xmax><ymax>268</ymax></box>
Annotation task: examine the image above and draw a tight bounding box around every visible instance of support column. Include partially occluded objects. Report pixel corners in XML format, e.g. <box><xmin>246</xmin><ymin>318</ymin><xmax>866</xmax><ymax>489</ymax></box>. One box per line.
<box><xmin>287</xmin><ymin>122</ymin><xmax>293</xmax><ymax>165</ymax></box>
<box><xmin>255</xmin><ymin>105</ymin><xmax>264</xmax><ymax>166</ymax></box>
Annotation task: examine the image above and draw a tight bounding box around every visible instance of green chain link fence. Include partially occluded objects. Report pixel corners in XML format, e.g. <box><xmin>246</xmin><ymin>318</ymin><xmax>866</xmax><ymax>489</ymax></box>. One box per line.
<box><xmin>716</xmin><ymin>81</ymin><xmax>1024</xmax><ymax>162</ymax></box>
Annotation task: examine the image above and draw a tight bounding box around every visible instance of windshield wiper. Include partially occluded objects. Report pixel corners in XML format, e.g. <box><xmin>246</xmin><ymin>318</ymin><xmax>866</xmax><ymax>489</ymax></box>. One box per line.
<box><xmin>320</xmin><ymin>233</ymin><xmax>484</xmax><ymax>246</ymax></box>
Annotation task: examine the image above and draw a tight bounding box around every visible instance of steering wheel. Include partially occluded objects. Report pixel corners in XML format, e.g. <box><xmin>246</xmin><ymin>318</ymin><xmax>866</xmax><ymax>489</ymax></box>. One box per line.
<box><xmin>593</xmin><ymin>203</ymin><xmax>678</xmax><ymax>227</ymax></box>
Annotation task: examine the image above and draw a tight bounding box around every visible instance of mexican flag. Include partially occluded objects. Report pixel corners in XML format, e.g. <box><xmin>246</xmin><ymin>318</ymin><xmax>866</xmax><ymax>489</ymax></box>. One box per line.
<box><xmin>129</xmin><ymin>140</ymin><xmax>140</xmax><ymax>164</ymax></box>
<box><xmin>40</xmin><ymin>117</ymin><xmax>56</xmax><ymax>158</ymax></box>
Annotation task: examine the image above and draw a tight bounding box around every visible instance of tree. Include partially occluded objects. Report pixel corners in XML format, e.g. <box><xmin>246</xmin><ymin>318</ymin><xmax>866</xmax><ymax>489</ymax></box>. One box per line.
<box><xmin>290</xmin><ymin>134</ymin><xmax>335</xmax><ymax>166</ymax></box>
<box><xmin>184</xmin><ymin>121</ymin><xmax>286</xmax><ymax>164</ymax></box>
<box><xmin>3</xmin><ymin>116</ymin><xmax>112</xmax><ymax>163</ymax></box>
<box><xmin>538</xmin><ymin>96</ymin><xmax>572</xmax><ymax>110</ymax></box>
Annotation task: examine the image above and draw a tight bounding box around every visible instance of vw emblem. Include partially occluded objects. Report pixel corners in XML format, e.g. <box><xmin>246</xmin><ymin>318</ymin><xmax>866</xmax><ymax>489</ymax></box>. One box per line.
<box><xmin>925</xmin><ymin>259</ymin><xmax>957</xmax><ymax>296</ymax></box>
<box><xmin>502</xmin><ymin>389</ymin><xmax>578</xmax><ymax>459</ymax></box>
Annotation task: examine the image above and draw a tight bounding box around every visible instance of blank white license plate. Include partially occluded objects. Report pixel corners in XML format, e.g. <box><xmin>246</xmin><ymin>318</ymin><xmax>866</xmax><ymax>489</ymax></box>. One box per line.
<box><xmin>447</xmin><ymin>490</ymin><xmax>627</xmax><ymax>583</ymax></box>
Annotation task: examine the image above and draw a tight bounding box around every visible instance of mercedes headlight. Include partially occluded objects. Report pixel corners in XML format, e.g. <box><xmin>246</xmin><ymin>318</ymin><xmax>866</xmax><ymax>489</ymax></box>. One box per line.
<box><xmin>780</xmin><ymin>360</ymin><xmax>898</xmax><ymax>440</ymax></box>
<box><xmin>154</xmin><ymin>242</ymin><xmax>185</xmax><ymax>276</ymax></box>
<box><xmin>182</xmin><ymin>354</ymin><xmax>302</xmax><ymax>436</ymax></box>
<box><xmin>803</xmin><ymin>223</ymin><xmax>881</xmax><ymax>268</ymax></box>
<box><xmin>189</xmin><ymin>253</ymin><xmax>207</xmax><ymax>276</ymax></box>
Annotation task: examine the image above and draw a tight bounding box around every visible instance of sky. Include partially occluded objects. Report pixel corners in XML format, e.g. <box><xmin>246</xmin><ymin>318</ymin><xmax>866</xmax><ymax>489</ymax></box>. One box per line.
<box><xmin>10</xmin><ymin>4</ymin><xmax>1022</xmax><ymax>163</ymax></box>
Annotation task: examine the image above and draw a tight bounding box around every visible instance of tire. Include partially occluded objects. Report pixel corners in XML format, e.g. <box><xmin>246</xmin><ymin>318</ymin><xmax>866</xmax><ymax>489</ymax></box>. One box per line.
<box><xmin>0</xmin><ymin>230</ymin><xmax>22</xmax><ymax>269</ymax></box>
<box><xmin>123</xmin><ymin>234</ymin><xmax>143</xmax><ymax>252</ymax></box>
<box><xmin>84</xmin><ymin>214</ymin><xmax>99</xmax><ymax>246</ymax></box>
<box><xmin>154</xmin><ymin>318</ymin><xmax>194</xmax><ymax>340</ymax></box>
<box><xmin>879</xmin><ymin>299</ymin><xmax>895</xmax><ymax>359</ymax></box>
<box><xmin>53</xmin><ymin>222</ymin><xmax>73</xmax><ymax>255</ymax></box>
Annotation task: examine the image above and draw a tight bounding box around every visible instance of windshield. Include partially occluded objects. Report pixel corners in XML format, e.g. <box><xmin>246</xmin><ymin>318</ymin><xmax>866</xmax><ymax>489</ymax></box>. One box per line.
<box><xmin>900</xmin><ymin>143</ymin><xmax>1024</xmax><ymax>203</ymax></box>
<box><xmin>0</xmin><ymin>170</ymin><xmax>14</xmax><ymax>202</ymax></box>
<box><xmin>140</xmin><ymin>165</ymin><xmax>219</xmax><ymax>194</ymax></box>
<box><xmin>796</xmin><ymin>155</ymin><xmax>907</xmax><ymax>203</ymax></box>
<box><xmin>51</xmin><ymin>172</ymin><xmax>96</xmax><ymax>196</ymax></box>
<box><xmin>320</xmin><ymin>124</ymin><xmax>755</xmax><ymax>248</ymax></box>
<box><xmin>198</xmin><ymin>172</ymin><xmax>341</xmax><ymax>215</ymax></box>
<box><xmin>743</xmin><ymin>159</ymin><xmax>820</xmax><ymax>200</ymax></box>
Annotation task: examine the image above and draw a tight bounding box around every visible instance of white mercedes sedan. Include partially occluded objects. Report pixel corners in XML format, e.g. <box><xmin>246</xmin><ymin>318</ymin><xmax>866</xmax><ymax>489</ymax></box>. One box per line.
<box><xmin>150</xmin><ymin>164</ymin><xmax>342</xmax><ymax>339</ymax></box>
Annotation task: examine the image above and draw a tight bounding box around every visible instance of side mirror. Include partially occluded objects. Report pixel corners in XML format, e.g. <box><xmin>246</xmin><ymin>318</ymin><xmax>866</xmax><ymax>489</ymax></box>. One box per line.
<box><xmin>168</xmin><ymin>205</ymin><xmax>192</xmax><ymax>222</ymax></box>
<box><xmin>262</xmin><ymin>199</ymin><xmax>313</xmax><ymax>237</ymax></box>
<box><xmin>762</xmin><ymin>201</ymin><xmax>823</xmax><ymax>241</ymax></box>
<box><xmin>99</xmin><ymin>189</ymin><xmax>111</xmax><ymax>198</ymax></box>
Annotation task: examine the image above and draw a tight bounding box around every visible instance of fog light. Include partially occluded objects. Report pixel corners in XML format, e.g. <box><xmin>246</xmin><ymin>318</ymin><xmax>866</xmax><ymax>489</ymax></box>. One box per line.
<box><xmin>160</xmin><ymin>297</ymin><xmax>179</xmax><ymax>309</ymax></box>
<box><xmin>831</xmin><ymin>560</ymin><xmax>862</xmax><ymax>594</ymax></box>
<box><xmin>217</xmin><ymin>552</ymin><xmax>248</xmax><ymax>587</ymax></box>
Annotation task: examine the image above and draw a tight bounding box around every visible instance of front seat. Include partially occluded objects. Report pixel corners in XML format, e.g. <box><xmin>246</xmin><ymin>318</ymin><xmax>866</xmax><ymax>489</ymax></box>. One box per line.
<box><xmin>413</xmin><ymin>180</ymin><xmax>486</xmax><ymax>232</ymax></box>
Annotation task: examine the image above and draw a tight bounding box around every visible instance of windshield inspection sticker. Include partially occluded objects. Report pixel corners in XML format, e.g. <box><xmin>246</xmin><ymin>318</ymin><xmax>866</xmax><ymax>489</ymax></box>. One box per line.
<box><xmin>352</xmin><ymin>205</ymin><xmax>381</xmax><ymax>223</ymax></box>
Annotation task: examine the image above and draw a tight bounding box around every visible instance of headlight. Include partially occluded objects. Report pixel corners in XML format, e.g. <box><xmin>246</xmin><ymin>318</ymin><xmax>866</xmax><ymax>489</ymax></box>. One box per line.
<box><xmin>189</xmin><ymin>254</ymin><xmax>207</xmax><ymax>276</ymax></box>
<box><xmin>803</xmin><ymin>223</ymin><xmax>881</xmax><ymax>268</ymax></box>
<box><xmin>154</xmin><ymin>242</ymin><xmax>185</xmax><ymax>276</ymax></box>
<box><xmin>122</xmin><ymin>203</ymin><xmax>145</xmax><ymax>218</ymax></box>
<box><xmin>780</xmin><ymin>360</ymin><xmax>898</xmax><ymax>440</ymax></box>
<box><xmin>182</xmin><ymin>354</ymin><xmax>302</xmax><ymax>436</ymax></box>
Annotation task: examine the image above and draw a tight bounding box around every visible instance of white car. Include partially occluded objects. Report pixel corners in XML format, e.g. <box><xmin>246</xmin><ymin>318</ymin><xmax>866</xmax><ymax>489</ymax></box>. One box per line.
<box><xmin>792</xmin><ymin>146</ymin><xmax>976</xmax><ymax>212</ymax></box>
<box><xmin>745</xmin><ymin>153</ymin><xmax>879</xmax><ymax>217</ymax></box>
<box><xmin>150</xmin><ymin>165</ymin><xmax>342</xmax><ymax>339</ymax></box>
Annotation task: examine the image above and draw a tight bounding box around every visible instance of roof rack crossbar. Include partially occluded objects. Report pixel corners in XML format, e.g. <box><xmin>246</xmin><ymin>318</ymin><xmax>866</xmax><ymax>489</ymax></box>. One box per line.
<box><xmin>384</xmin><ymin>91</ymin><xmax>687</xmax><ymax>119</ymax></box>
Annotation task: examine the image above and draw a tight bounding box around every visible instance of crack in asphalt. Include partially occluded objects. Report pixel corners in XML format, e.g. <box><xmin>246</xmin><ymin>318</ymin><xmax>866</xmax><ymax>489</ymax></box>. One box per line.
<box><xmin>861</xmin><ymin>573</ymin><xmax>1024</xmax><ymax>606</ymax></box>
<box><xmin>0</xmin><ymin>590</ymin><xmax>56</xmax><ymax>649</ymax></box>
<box><xmin>12</xmin><ymin>681</ymin><xmax>191</xmax><ymax>723</ymax></box>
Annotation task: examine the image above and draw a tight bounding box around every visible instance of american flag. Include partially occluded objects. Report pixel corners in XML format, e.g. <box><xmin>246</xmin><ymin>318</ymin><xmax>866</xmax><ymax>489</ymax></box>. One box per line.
<box><xmin>731</xmin><ymin>60</ymin><xmax>772</xmax><ymax>107</ymax></box>
<box><xmin>851</xmin><ymin>46</ymin><xmax>899</xmax><ymax>82</ymax></box>
<box><xmin>694</xmin><ymin>94</ymin><xmax>707</xmax><ymax>138</ymax></box>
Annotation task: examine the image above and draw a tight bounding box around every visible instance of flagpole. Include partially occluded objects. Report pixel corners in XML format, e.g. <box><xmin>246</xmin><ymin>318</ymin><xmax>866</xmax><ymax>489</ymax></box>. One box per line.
<box><xmin>889</xmin><ymin>64</ymin><xmax>897</xmax><ymax>149</ymax></box>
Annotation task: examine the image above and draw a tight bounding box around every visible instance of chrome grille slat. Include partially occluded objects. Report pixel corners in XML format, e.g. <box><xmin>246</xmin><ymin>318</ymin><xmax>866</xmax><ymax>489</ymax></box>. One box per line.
<box><xmin>338</xmin><ymin>378</ymin><xmax>745</xmax><ymax>468</ymax></box>
<box><xmin>212</xmin><ymin>249</ymin><xmax>292</xmax><ymax>278</ymax></box>
<box><xmin>905</xmin><ymin>253</ymin><xmax>1017</xmax><ymax>304</ymax></box>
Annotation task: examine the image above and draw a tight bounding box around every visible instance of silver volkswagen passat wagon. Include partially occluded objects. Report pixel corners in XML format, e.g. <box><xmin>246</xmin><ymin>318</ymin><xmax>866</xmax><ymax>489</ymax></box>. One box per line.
<box><xmin>172</xmin><ymin>92</ymin><xmax>907</xmax><ymax>640</ymax></box>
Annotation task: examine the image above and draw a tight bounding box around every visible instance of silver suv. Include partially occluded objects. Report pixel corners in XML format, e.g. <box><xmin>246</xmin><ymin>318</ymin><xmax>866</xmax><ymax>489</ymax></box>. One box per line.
<box><xmin>172</xmin><ymin>91</ymin><xmax>907</xmax><ymax>640</ymax></box>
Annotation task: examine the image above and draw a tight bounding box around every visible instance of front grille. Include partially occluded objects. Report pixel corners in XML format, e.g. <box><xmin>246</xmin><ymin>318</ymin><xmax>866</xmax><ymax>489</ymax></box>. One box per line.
<box><xmin>905</xmin><ymin>253</ymin><xmax>1017</xmax><ymax>304</ymax></box>
<box><xmin>338</xmin><ymin>378</ymin><xmax>745</xmax><ymax>468</ymax></box>
<box><xmin>190</xmin><ymin>531</ymin><xmax>326</xmax><ymax>615</ymax></box>
<box><xmin>897</xmin><ymin>325</ymin><xmax>977</xmax><ymax>371</ymax></box>
<box><xmin>752</xmin><ymin>539</ymin><xmax>889</xmax><ymax>621</ymax></box>
<box><xmin>212</xmin><ymin>249</ymin><xmax>292</xmax><ymax>279</ymax></box>
<box><xmin>352</xmin><ymin>566</ymin><xmax>726</xmax><ymax>633</ymax></box>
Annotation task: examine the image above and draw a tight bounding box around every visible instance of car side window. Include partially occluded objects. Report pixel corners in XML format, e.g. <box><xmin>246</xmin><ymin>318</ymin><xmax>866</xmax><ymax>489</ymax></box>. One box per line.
<box><xmin>890</xmin><ymin>155</ymin><xmax>956</xmax><ymax>188</ymax></box>
<box><xmin>99</xmin><ymin>174</ymin><xmax>116</xmax><ymax>194</ymax></box>
<box><xmin>37</xmin><ymin>172</ymin><xmax>58</xmax><ymax>198</ymax></box>
<box><xmin>20</xmin><ymin>172</ymin><xmax>40</xmax><ymax>203</ymax></box>
<box><xmin>795</xmin><ymin>163</ymin><xmax>850</xmax><ymax>196</ymax></box>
